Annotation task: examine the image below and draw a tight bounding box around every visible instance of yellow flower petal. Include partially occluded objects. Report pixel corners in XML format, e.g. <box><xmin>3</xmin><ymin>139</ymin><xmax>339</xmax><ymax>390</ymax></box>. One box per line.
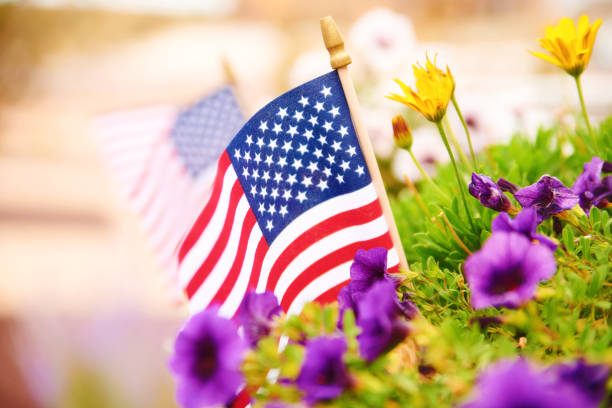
<box><xmin>389</xmin><ymin>55</ymin><xmax>454</xmax><ymax>122</ymax></box>
<box><xmin>530</xmin><ymin>15</ymin><xmax>601</xmax><ymax>77</ymax></box>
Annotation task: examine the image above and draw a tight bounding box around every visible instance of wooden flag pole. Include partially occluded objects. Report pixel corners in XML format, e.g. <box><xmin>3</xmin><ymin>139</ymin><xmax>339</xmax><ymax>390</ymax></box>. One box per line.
<box><xmin>320</xmin><ymin>16</ymin><xmax>409</xmax><ymax>272</ymax></box>
<box><xmin>222</xmin><ymin>55</ymin><xmax>237</xmax><ymax>86</ymax></box>
<box><xmin>221</xmin><ymin>55</ymin><xmax>250</xmax><ymax>118</ymax></box>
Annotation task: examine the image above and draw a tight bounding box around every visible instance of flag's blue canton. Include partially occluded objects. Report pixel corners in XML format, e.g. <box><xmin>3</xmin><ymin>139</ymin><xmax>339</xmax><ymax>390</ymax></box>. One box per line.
<box><xmin>228</xmin><ymin>71</ymin><xmax>370</xmax><ymax>244</ymax></box>
<box><xmin>171</xmin><ymin>86</ymin><xmax>244</xmax><ymax>177</ymax></box>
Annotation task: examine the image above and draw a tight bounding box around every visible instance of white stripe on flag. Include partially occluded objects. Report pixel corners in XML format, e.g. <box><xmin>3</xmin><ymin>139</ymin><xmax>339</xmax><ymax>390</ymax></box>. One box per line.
<box><xmin>273</xmin><ymin>215</ymin><xmax>390</xmax><ymax>301</ymax></box>
<box><xmin>188</xmin><ymin>196</ymin><xmax>251</xmax><ymax>313</ymax></box>
<box><xmin>287</xmin><ymin>260</ymin><xmax>353</xmax><ymax>315</ymax></box>
<box><xmin>256</xmin><ymin>184</ymin><xmax>378</xmax><ymax>292</ymax></box>
<box><xmin>218</xmin><ymin>226</ymin><xmax>264</xmax><ymax>317</ymax></box>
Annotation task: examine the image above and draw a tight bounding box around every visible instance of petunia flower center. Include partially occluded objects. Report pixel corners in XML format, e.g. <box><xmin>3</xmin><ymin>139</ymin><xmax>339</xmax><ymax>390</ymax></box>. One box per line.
<box><xmin>536</xmin><ymin>187</ymin><xmax>555</xmax><ymax>208</ymax></box>
<box><xmin>486</xmin><ymin>267</ymin><xmax>525</xmax><ymax>295</ymax></box>
<box><xmin>194</xmin><ymin>337</ymin><xmax>218</xmax><ymax>380</ymax></box>
<box><xmin>316</xmin><ymin>362</ymin><xmax>341</xmax><ymax>385</ymax></box>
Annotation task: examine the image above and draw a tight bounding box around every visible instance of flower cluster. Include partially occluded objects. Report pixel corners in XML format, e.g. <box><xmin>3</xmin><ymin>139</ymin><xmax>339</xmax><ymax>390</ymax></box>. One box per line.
<box><xmin>169</xmin><ymin>248</ymin><xmax>418</xmax><ymax>407</ymax></box>
<box><xmin>165</xmin><ymin>14</ymin><xmax>611</xmax><ymax>408</ymax></box>
<box><xmin>463</xmin><ymin>156</ymin><xmax>611</xmax><ymax>308</ymax></box>
<box><xmin>468</xmin><ymin>156</ymin><xmax>611</xmax><ymax>219</ymax></box>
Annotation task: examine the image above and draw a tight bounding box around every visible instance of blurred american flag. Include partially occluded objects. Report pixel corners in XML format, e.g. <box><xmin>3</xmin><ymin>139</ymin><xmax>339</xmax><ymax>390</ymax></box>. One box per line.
<box><xmin>94</xmin><ymin>86</ymin><xmax>244</xmax><ymax>281</ymax></box>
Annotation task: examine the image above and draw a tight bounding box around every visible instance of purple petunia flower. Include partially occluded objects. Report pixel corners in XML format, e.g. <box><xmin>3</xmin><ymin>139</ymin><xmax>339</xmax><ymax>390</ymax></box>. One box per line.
<box><xmin>463</xmin><ymin>232</ymin><xmax>556</xmax><ymax>309</ymax></box>
<box><xmin>169</xmin><ymin>308</ymin><xmax>246</xmax><ymax>408</ymax></box>
<box><xmin>514</xmin><ymin>175</ymin><xmax>578</xmax><ymax>221</ymax></box>
<box><xmin>337</xmin><ymin>247</ymin><xmax>402</xmax><ymax>324</ymax></box>
<box><xmin>336</xmin><ymin>285</ymin><xmax>356</xmax><ymax>327</ymax></box>
<box><xmin>296</xmin><ymin>336</ymin><xmax>351</xmax><ymax>405</ymax></box>
<box><xmin>460</xmin><ymin>358</ymin><xmax>593</xmax><ymax>408</ymax></box>
<box><xmin>349</xmin><ymin>247</ymin><xmax>399</xmax><ymax>297</ymax></box>
<box><xmin>572</xmin><ymin>156</ymin><xmax>612</xmax><ymax>216</ymax></box>
<box><xmin>491</xmin><ymin>207</ymin><xmax>558</xmax><ymax>251</ymax></box>
<box><xmin>397</xmin><ymin>291</ymin><xmax>420</xmax><ymax>320</ymax></box>
<box><xmin>468</xmin><ymin>173</ymin><xmax>513</xmax><ymax>212</ymax></box>
<box><xmin>356</xmin><ymin>280</ymin><xmax>410</xmax><ymax>361</ymax></box>
<box><xmin>546</xmin><ymin>359</ymin><xmax>610</xmax><ymax>408</ymax></box>
<box><xmin>237</xmin><ymin>291</ymin><xmax>282</xmax><ymax>347</ymax></box>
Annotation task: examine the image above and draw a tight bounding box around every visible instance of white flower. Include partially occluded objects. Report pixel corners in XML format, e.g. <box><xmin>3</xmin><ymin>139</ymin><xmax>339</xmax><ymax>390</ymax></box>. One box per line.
<box><xmin>348</xmin><ymin>8</ymin><xmax>417</xmax><ymax>76</ymax></box>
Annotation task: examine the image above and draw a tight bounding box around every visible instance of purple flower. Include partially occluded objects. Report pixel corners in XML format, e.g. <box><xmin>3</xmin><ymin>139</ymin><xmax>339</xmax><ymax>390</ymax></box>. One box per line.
<box><xmin>514</xmin><ymin>175</ymin><xmax>578</xmax><ymax>221</ymax></box>
<box><xmin>338</xmin><ymin>247</ymin><xmax>402</xmax><ymax>324</ymax></box>
<box><xmin>349</xmin><ymin>247</ymin><xmax>399</xmax><ymax>296</ymax></box>
<box><xmin>572</xmin><ymin>156</ymin><xmax>612</xmax><ymax>215</ymax></box>
<box><xmin>491</xmin><ymin>207</ymin><xmax>557</xmax><ymax>251</ymax></box>
<box><xmin>356</xmin><ymin>280</ymin><xmax>410</xmax><ymax>361</ymax></box>
<box><xmin>336</xmin><ymin>285</ymin><xmax>356</xmax><ymax>327</ymax></box>
<box><xmin>397</xmin><ymin>291</ymin><xmax>420</xmax><ymax>320</ymax></box>
<box><xmin>496</xmin><ymin>178</ymin><xmax>519</xmax><ymax>194</ymax></box>
<box><xmin>237</xmin><ymin>291</ymin><xmax>282</xmax><ymax>347</ymax></box>
<box><xmin>468</xmin><ymin>173</ymin><xmax>513</xmax><ymax>212</ymax></box>
<box><xmin>169</xmin><ymin>308</ymin><xmax>246</xmax><ymax>408</ymax></box>
<box><xmin>460</xmin><ymin>358</ymin><xmax>592</xmax><ymax>408</ymax></box>
<box><xmin>265</xmin><ymin>402</ymin><xmax>290</xmax><ymax>408</ymax></box>
<box><xmin>296</xmin><ymin>336</ymin><xmax>350</xmax><ymax>404</ymax></box>
<box><xmin>463</xmin><ymin>232</ymin><xmax>556</xmax><ymax>309</ymax></box>
<box><xmin>546</xmin><ymin>359</ymin><xmax>610</xmax><ymax>408</ymax></box>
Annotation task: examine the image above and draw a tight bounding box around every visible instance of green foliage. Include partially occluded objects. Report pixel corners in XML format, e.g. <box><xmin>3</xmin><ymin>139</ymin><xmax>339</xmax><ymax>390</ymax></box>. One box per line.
<box><xmin>244</xmin><ymin>119</ymin><xmax>612</xmax><ymax>407</ymax></box>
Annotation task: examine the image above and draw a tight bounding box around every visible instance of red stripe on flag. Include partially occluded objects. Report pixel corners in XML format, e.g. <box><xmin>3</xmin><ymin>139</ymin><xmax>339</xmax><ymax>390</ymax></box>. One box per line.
<box><xmin>126</xmin><ymin>132</ymin><xmax>170</xmax><ymax>200</ymax></box>
<box><xmin>142</xmin><ymin>159</ymin><xmax>187</xmax><ymax>247</ymax></box>
<box><xmin>388</xmin><ymin>264</ymin><xmax>400</xmax><ymax>274</ymax></box>
<box><xmin>209</xmin><ymin>210</ymin><xmax>257</xmax><ymax>306</ymax></box>
<box><xmin>228</xmin><ymin>387</ymin><xmax>252</xmax><ymax>408</ymax></box>
<box><xmin>186</xmin><ymin>179</ymin><xmax>244</xmax><ymax>298</ymax></box>
<box><xmin>133</xmin><ymin>147</ymin><xmax>177</xmax><ymax>218</ymax></box>
<box><xmin>178</xmin><ymin>152</ymin><xmax>232</xmax><ymax>262</ymax></box>
<box><xmin>314</xmin><ymin>280</ymin><xmax>347</xmax><ymax>305</ymax></box>
<box><xmin>280</xmin><ymin>232</ymin><xmax>394</xmax><ymax>311</ymax></box>
<box><xmin>230</xmin><ymin>236</ymin><xmax>269</xmax><ymax>321</ymax></box>
<box><xmin>265</xmin><ymin>199</ymin><xmax>383</xmax><ymax>292</ymax></box>
<box><xmin>246</xmin><ymin>236</ymin><xmax>269</xmax><ymax>291</ymax></box>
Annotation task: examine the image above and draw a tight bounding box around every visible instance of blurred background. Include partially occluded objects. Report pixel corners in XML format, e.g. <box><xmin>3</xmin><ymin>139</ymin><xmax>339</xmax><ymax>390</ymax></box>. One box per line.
<box><xmin>1</xmin><ymin>0</ymin><xmax>612</xmax><ymax>406</ymax></box>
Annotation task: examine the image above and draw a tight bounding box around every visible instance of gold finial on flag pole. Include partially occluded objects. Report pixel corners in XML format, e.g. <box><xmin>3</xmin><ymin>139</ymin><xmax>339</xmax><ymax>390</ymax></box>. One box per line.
<box><xmin>320</xmin><ymin>16</ymin><xmax>409</xmax><ymax>272</ymax></box>
<box><xmin>320</xmin><ymin>16</ymin><xmax>352</xmax><ymax>69</ymax></box>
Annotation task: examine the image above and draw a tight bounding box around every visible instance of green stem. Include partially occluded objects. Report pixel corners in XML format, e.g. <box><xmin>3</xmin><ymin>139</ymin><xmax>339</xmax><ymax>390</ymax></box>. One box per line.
<box><xmin>574</xmin><ymin>75</ymin><xmax>595</xmax><ymax>149</ymax></box>
<box><xmin>407</xmin><ymin>148</ymin><xmax>449</xmax><ymax>200</ymax></box>
<box><xmin>451</xmin><ymin>93</ymin><xmax>478</xmax><ymax>170</ymax></box>
<box><xmin>443</xmin><ymin>115</ymin><xmax>472</xmax><ymax>171</ymax></box>
<box><xmin>435</xmin><ymin>120</ymin><xmax>475</xmax><ymax>230</ymax></box>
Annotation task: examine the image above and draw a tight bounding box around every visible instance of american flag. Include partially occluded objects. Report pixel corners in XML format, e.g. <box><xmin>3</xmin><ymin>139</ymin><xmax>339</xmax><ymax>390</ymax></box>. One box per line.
<box><xmin>178</xmin><ymin>72</ymin><xmax>400</xmax><ymax>316</ymax></box>
<box><xmin>95</xmin><ymin>86</ymin><xmax>244</xmax><ymax>278</ymax></box>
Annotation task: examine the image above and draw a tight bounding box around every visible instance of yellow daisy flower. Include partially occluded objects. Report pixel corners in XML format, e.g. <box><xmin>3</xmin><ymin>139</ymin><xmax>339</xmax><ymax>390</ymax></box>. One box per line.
<box><xmin>387</xmin><ymin>55</ymin><xmax>455</xmax><ymax>122</ymax></box>
<box><xmin>530</xmin><ymin>15</ymin><xmax>602</xmax><ymax>77</ymax></box>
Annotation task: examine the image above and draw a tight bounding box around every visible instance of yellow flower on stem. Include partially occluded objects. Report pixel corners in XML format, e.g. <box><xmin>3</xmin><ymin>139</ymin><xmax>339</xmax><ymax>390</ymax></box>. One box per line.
<box><xmin>529</xmin><ymin>15</ymin><xmax>602</xmax><ymax>145</ymax></box>
<box><xmin>387</xmin><ymin>55</ymin><xmax>455</xmax><ymax>122</ymax></box>
<box><xmin>529</xmin><ymin>15</ymin><xmax>601</xmax><ymax>77</ymax></box>
<box><xmin>388</xmin><ymin>57</ymin><xmax>474</xmax><ymax>230</ymax></box>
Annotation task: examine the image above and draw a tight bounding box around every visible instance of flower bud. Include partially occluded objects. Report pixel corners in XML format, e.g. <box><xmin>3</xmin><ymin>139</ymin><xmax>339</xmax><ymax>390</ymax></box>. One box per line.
<box><xmin>392</xmin><ymin>115</ymin><xmax>413</xmax><ymax>150</ymax></box>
